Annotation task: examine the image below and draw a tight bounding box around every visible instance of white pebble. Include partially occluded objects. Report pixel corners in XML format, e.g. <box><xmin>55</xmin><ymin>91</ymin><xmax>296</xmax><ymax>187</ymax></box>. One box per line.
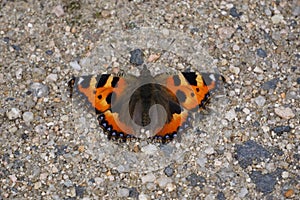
<box><xmin>7</xmin><ymin>108</ymin><xmax>21</xmax><ymax>120</ymax></box>
<box><xmin>141</xmin><ymin>173</ymin><xmax>156</xmax><ymax>184</ymax></box>
<box><xmin>23</xmin><ymin>111</ymin><xmax>34</xmax><ymax>123</ymax></box>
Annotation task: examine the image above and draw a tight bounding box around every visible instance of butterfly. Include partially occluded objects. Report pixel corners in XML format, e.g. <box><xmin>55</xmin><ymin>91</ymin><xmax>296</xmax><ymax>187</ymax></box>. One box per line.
<box><xmin>69</xmin><ymin>66</ymin><xmax>224</xmax><ymax>143</ymax></box>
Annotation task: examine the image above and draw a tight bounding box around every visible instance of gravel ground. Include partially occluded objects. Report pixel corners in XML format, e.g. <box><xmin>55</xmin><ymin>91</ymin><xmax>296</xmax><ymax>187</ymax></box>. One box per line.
<box><xmin>1</xmin><ymin>0</ymin><xmax>299</xmax><ymax>199</ymax></box>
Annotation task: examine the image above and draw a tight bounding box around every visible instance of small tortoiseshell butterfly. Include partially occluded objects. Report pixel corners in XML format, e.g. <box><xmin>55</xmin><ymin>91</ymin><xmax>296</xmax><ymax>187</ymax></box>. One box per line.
<box><xmin>69</xmin><ymin>66</ymin><xmax>224</xmax><ymax>143</ymax></box>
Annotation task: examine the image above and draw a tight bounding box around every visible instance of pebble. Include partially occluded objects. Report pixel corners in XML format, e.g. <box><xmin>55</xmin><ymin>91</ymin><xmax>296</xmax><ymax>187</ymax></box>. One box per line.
<box><xmin>274</xmin><ymin>107</ymin><xmax>295</xmax><ymax>119</ymax></box>
<box><xmin>128</xmin><ymin>187</ymin><xmax>139</xmax><ymax>198</ymax></box>
<box><xmin>138</xmin><ymin>193</ymin><xmax>150</xmax><ymax>200</ymax></box>
<box><xmin>61</xmin><ymin>115</ymin><xmax>69</xmax><ymax>122</ymax></box>
<box><xmin>70</xmin><ymin>60</ymin><xmax>81</xmax><ymax>71</ymax></box>
<box><xmin>94</xmin><ymin>177</ymin><xmax>104</xmax><ymax>185</ymax></box>
<box><xmin>46</xmin><ymin>73</ymin><xmax>58</xmax><ymax>82</ymax></box>
<box><xmin>75</xmin><ymin>186</ymin><xmax>85</xmax><ymax>198</ymax></box>
<box><xmin>281</xmin><ymin>171</ymin><xmax>289</xmax><ymax>179</ymax></box>
<box><xmin>272</xmin><ymin>126</ymin><xmax>291</xmax><ymax>135</ymax></box>
<box><xmin>229</xmin><ymin>7</ymin><xmax>242</xmax><ymax>18</ymax></box>
<box><xmin>164</xmin><ymin>166</ymin><xmax>174</xmax><ymax>177</ymax></box>
<box><xmin>34</xmin><ymin>181</ymin><xmax>42</xmax><ymax>189</ymax></box>
<box><xmin>52</xmin><ymin>5</ymin><xmax>64</xmax><ymax>17</ymax></box>
<box><xmin>262</xmin><ymin>78</ymin><xmax>279</xmax><ymax>90</ymax></box>
<box><xmin>186</xmin><ymin>173</ymin><xmax>206</xmax><ymax>187</ymax></box>
<box><xmin>225</xmin><ymin>108</ymin><xmax>236</xmax><ymax>121</ymax></box>
<box><xmin>284</xmin><ymin>189</ymin><xmax>295</xmax><ymax>198</ymax></box>
<box><xmin>229</xmin><ymin>65</ymin><xmax>240</xmax><ymax>75</ymax></box>
<box><xmin>130</xmin><ymin>49</ymin><xmax>144</xmax><ymax>65</ymax></box>
<box><xmin>6</xmin><ymin>108</ymin><xmax>21</xmax><ymax>120</ymax></box>
<box><xmin>204</xmin><ymin>147</ymin><xmax>215</xmax><ymax>155</ymax></box>
<box><xmin>141</xmin><ymin>144</ymin><xmax>158</xmax><ymax>155</ymax></box>
<box><xmin>242</xmin><ymin>108</ymin><xmax>250</xmax><ymax>115</ymax></box>
<box><xmin>254</xmin><ymin>95</ymin><xmax>266</xmax><ymax>107</ymax></box>
<box><xmin>271</xmin><ymin>14</ymin><xmax>284</xmax><ymax>24</ymax></box>
<box><xmin>117</xmin><ymin>188</ymin><xmax>129</xmax><ymax>197</ymax></box>
<box><xmin>238</xmin><ymin>187</ymin><xmax>248</xmax><ymax>198</ymax></box>
<box><xmin>64</xmin><ymin>179</ymin><xmax>73</xmax><ymax>187</ymax></box>
<box><xmin>23</xmin><ymin>111</ymin><xmax>34</xmax><ymax>123</ymax></box>
<box><xmin>30</xmin><ymin>83</ymin><xmax>49</xmax><ymax>98</ymax></box>
<box><xmin>250</xmin><ymin>171</ymin><xmax>278</xmax><ymax>194</ymax></box>
<box><xmin>157</xmin><ymin>177</ymin><xmax>172</xmax><ymax>188</ymax></box>
<box><xmin>217</xmin><ymin>27</ymin><xmax>235</xmax><ymax>39</ymax></box>
<box><xmin>253</xmin><ymin>66</ymin><xmax>264</xmax><ymax>73</ymax></box>
<box><xmin>256</xmin><ymin>48</ymin><xmax>267</xmax><ymax>58</ymax></box>
<box><xmin>235</xmin><ymin>140</ymin><xmax>271</xmax><ymax>169</ymax></box>
<box><xmin>141</xmin><ymin>173</ymin><xmax>156</xmax><ymax>184</ymax></box>
<box><xmin>15</xmin><ymin>68</ymin><xmax>22</xmax><ymax>79</ymax></box>
<box><xmin>196</xmin><ymin>157</ymin><xmax>207</xmax><ymax>168</ymax></box>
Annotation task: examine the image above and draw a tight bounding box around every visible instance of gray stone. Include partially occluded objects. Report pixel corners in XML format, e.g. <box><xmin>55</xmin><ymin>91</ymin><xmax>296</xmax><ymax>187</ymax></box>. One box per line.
<box><xmin>141</xmin><ymin>173</ymin><xmax>156</xmax><ymax>184</ymax></box>
<box><xmin>70</xmin><ymin>60</ymin><xmax>81</xmax><ymax>70</ymax></box>
<box><xmin>254</xmin><ymin>95</ymin><xmax>266</xmax><ymax>107</ymax></box>
<box><xmin>6</xmin><ymin>108</ymin><xmax>21</xmax><ymax>120</ymax></box>
<box><xmin>274</xmin><ymin>107</ymin><xmax>295</xmax><ymax>119</ymax></box>
<box><xmin>117</xmin><ymin>188</ymin><xmax>129</xmax><ymax>197</ymax></box>
<box><xmin>23</xmin><ymin>111</ymin><xmax>34</xmax><ymax>123</ymax></box>
<box><xmin>235</xmin><ymin>140</ymin><xmax>271</xmax><ymax>169</ymax></box>
<box><xmin>30</xmin><ymin>82</ymin><xmax>49</xmax><ymax>98</ymax></box>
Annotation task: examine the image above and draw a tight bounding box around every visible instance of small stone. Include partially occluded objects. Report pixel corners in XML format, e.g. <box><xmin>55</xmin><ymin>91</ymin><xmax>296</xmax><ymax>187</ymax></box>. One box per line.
<box><xmin>229</xmin><ymin>7</ymin><xmax>242</xmax><ymax>18</ymax></box>
<box><xmin>9</xmin><ymin>174</ymin><xmax>17</xmax><ymax>183</ymax></box>
<box><xmin>271</xmin><ymin>14</ymin><xmax>284</xmax><ymax>24</ymax></box>
<box><xmin>216</xmin><ymin>192</ymin><xmax>226</xmax><ymax>200</ymax></box>
<box><xmin>253</xmin><ymin>66</ymin><xmax>264</xmax><ymax>73</ymax></box>
<box><xmin>16</xmin><ymin>68</ymin><xmax>23</xmax><ymax>79</ymax></box>
<box><xmin>101</xmin><ymin>10</ymin><xmax>111</xmax><ymax>18</ymax></box>
<box><xmin>129</xmin><ymin>187</ymin><xmax>139</xmax><ymax>198</ymax></box>
<box><xmin>75</xmin><ymin>185</ymin><xmax>85</xmax><ymax>198</ymax></box>
<box><xmin>274</xmin><ymin>107</ymin><xmax>295</xmax><ymax>119</ymax></box>
<box><xmin>148</xmin><ymin>53</ymin><xmax>161</xmax><ymax>62</ymax></box>
<box><xmin>52</xmin><ymin>5</ymin><xmax>64</xmax><ymax>17</ymax></box>
<box><xmin>250</xmin><ymin>171</ymin><xmax>278</xmax><ymax>194</ymax></box>
<box><xmin>46</xmin><ymin>73</ymin><xmax>58</xmax><ymax>82</ymax></box>
<box><xmin>64</xmin><ymin>179</ymin><xmax>73</xmax><ymax>187</ymax></box>
<box><xmin>204</xmin><ymin>147</ymin><xmax>215</xmax><ymax>155</ymax></box>
<box><xmin>186</xmin><ymin>173</ymin><xmax>206</xmax><ymax>187</ymax></box>
<box><xmin>157</xmin><ymin>177</ymin><xmax>172</xmax><ymax>188</ymax></box>
<box><xmin>34</xmin><ymin>181</ymin><xmax>42</xmax><ymax>189</ymax></box>
<box><xmin>94</xmin><ymin>177</ymin><xmax>104</xmax><ymax>185</ymax></box>
<box><xmin>284</xmin><ymin>189</ymin><xmax>294</xmax><ymax>198</ymax></box>
<box><xmin>164</xmin><ymin>166</ymin><xmax>174</xmax><ymax>177</ymax></box>
<box><xmin>218</xmin><ymin>27</ymin><xmax>235</xmax><ymax>39</ymax></box>
<box><xmin>141</xmin><ymin>173</ymin><xmax>156</xmax><ymax>184</ymax></box>
<box><xmin>238</xmin><ymin>187</ymin><xmax>248</xmax><ymax>198</ymax></box>
<box><xmin>23</xmin><ymin>111</ymin><xmax>34</xmax><ymax>123</ymax></box>
<box><xmin>117</xmin><ymin>188</ymin><xmax>129</xmax><ymax>197</ymax></box>
<box><xmin>272</xmin><ymin>126</ymin><xmax>291</xmax><ymax>135</ymax></box>
<box><xmin>7</xmin><ymin>108</ymin><xmax>21</xmax><ymax>120</ymax></box>
<box><xmin>281</xmin><ymin>171</ymin><xmax>289</xmax><ymax>179</ymax></box>
<box><xmin>262</xmin><ymin>78</ymin><xmax>279</xmax><ymax>90</ymax></box>
<box><xmin>229</xmin><ymin>65</ymin><xmax>240</xmax><ymax>75</ymax></box>
<box><xmin>70</xmin><ymin>60</ymin><xmax>81</xmax><ymax>71</ymax></box>
<box><xmin>242</xmin><ymin>108</ymin><xmax>250</xmax><ymax>115</ymax></box>
<box><xmin>30</xmin><ymin>82</ymin><xmax>49</xmax><ymax>98</ymax></box>
<box><xmin>45</xmin><ymin>50</ymin><xmax>53</xmax><ymax>55</ymax></box>
<box><xmin>61</xmin><ymin>115</ymin><xmax>69</xmax><ymax>122</ymax></box>
<box><xmin>138</xmin><ymin>193</ymin><xmax>150</xmax><ymax>200</ymax></box>
<box><xmin>225</xmin><ymin>108</ymin><xmax>236</xmax><ymax>121</ymax></box>
<box><xmin>257</xmin><ymin>48</ymin><xmax>267</xmax><ymax>58</ymax></box>
<box><xmin>196</xmin><ymin>157</ymin><xmax>207</xmax><ymax>167</ymax></box>
<box><xmin>141</xmin><ymin>144</ymin><xmax>158</xmax><ymax>155</ymax></box>
<box><xmin>130</xmin><ymin>49</ymin><xmax>144</xmax><ymax>65</ymax></box>
<box><xmin>254</xmin><ymin>95</ymin><xmax>266</xmax><ymax>107</ymax></box>
<box><xmin>296</xmin><ymin>77</ymin><xmax>300</xmax><ymax>84</ymax></box>
<box><xmin>235</xmin><ymin>140</ymin><xmax>271</xmax><ymax>169</ymax></box>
